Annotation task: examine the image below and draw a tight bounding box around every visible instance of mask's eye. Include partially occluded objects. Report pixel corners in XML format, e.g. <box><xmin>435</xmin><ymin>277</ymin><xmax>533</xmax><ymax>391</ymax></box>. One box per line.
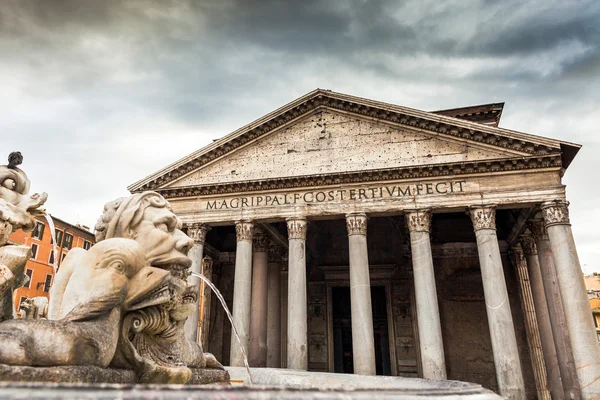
<box><xmin>1</xmin><ymin>179</ymin><xmax>16</xmax><ymax>190</ymax></box>
<box><xmin>111</xmin><ymin>262</ymin><xmax>124</xmax><ymax>272</ymax></box>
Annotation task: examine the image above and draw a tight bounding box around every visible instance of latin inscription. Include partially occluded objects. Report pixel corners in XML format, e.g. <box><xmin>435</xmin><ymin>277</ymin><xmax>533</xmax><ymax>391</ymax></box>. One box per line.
<box><xmin>205</xmin><ymin>180</ymin><xmax>466</xmax><ymax>210</ymax></box>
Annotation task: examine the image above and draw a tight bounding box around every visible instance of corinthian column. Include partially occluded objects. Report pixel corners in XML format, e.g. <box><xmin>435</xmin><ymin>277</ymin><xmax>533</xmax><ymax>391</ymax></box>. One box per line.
<box><xmin>520</xmin><ymin>235</ymin><xmax>563</xmax><ymax>400</ymax></box>
<box><xmin>469</xmin><ymin>205</ymin><xmax>525</xmax><ymax>400</ymax></box>
<box><xmin>529</xmin><ymin>218</ymin><xmax>581</xmax><ymax>399</ymax></box>
<box><xmin>183</xmin><ymin>223</ymin><xmax>210</xmax><ymax>343</ymax></box>
<box><xmin>266</xmin><ymin>243</ymin><xmax>282</xmax><ymax>368</ymax></box>
<box><xmin>249</xmin><ymin>228</ymin><xmax>269</xmax><ymax>367</ymax></box>
<box><xmin>541</xmin><ymin>200</ymin><xmax>600</xmax><ymax>398</ymax></box>
<box><xmin>510</xmin><ymin>245</ymin><xmax>550</xmax><ymax>400</ymax></box>
<box><xmin>346</xmin><ymin>213</ymin><xmax>376</xmax><ymax>376</ymax></box>
<box><xmin>286</xmin><ymin>217</ymin><xmax>308</xmax><ymax>370</ymax></box>
<box><xmin>230</xmin><ymin>220</ymin><xmax>254</xmax><ymax>367</ymax></box>
<box><xmin>405</xmin><ymin>209</ymin><xmax>446</xmax><ymax>380</ymax></box>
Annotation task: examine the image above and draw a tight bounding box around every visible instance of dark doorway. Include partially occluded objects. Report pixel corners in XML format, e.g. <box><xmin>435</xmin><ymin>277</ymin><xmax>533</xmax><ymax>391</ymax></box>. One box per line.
<box><xmin>332</xmin><ymin>285</ymin><xmax>391</xmax><ymax>375</ymax></box>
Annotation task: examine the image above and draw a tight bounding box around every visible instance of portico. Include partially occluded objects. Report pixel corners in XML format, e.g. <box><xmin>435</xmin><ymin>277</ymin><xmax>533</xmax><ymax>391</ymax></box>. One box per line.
<box><xmin>129</xmin><ymin>90</ymin><xmax>598</xmax><ymax>399</ymax></box>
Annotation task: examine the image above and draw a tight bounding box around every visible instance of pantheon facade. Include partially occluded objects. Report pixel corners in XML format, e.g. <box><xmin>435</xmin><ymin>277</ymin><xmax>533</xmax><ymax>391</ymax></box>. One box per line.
<box><xmin>129</xmin><ymin>90</ymin><xmax>598</xmax><ymax>400</ymax></box>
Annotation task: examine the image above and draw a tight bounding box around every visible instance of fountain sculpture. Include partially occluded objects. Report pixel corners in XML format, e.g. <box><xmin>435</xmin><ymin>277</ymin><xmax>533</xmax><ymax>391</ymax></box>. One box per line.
<box><xmin>0</xmin><ymin>153</ymin><xmax>228</xmax><ymax>385</ymax></box>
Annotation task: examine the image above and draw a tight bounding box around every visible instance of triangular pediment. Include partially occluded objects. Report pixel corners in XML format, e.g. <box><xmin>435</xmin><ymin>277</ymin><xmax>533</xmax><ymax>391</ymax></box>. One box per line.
<box><xmin>163</xmin><ymin>109</ymin><xmax>526</xmax><ymax>189</ymax></box>
<box><xmin>128</xmin><ymin>89</ymin><xmax>579</xmax><ymax>195</ymax></box>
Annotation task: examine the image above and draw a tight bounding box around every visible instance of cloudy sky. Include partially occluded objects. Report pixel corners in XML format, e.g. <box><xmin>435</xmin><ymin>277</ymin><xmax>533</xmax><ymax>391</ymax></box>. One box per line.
<box><xmin>1</xmin><ymin>0</ymin><xmax>599</xmax><ymax>272</ymax></box>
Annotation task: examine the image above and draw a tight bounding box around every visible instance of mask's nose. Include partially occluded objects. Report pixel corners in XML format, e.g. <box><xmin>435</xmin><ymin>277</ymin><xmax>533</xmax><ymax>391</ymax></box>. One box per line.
<box><xmin>174</xmin><ymin>230</ymin><xmax>194</xmax><ymax>255</ymax></box>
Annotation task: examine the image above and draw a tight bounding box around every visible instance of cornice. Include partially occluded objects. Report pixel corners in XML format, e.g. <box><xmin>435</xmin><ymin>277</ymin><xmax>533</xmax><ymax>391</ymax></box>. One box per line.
<box><xmin>152</xmin><ymin>154</ymin><xmax>561</xmax><ymax>199</ymax></box>
<box><xmin>130</xmin><ymin>90</ymin><xmax>565</xmax><ymax>193</ymax></box>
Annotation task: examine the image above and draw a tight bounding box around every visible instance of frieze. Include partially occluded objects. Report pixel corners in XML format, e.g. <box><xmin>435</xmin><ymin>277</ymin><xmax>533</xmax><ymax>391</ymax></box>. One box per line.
<box><xmin>469</xmin><ymin>205</ymin><xmax>496</xmax><ymax>231</ymax></box>
<box><xmin>152</xmin><ymin>154</ymin><xmax>562</xmax><ymax>198</ymax></box>
<box><xmin>406</xmin><ymin>209</ymin><xmax>432</xmax><ymax>233</ymax></box>
<box><xmin>541</xmin><ymin>200</ymin><xmax>570</xmax><ymax>227</ymax></box>
<box><xmin>235</xmin><ymin>220</ymin><xmax>254</xmax><ymax>242</ymax></box>
<box><xmin>346</xmin><ymin>213</ymin><xmax>367</xmax><ymax>236</ymax></box>
<box><xmin>134</xmin><ymin>91</ymin><xmax>560</xmax><ymax>192</ymax></box>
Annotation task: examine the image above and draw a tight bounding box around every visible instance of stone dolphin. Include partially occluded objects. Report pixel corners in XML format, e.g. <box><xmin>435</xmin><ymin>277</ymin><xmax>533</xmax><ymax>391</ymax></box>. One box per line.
<box><xmin>0</xmin><ymin>238</ymin><xmax>171</xmax><ymax>368</ymax></box>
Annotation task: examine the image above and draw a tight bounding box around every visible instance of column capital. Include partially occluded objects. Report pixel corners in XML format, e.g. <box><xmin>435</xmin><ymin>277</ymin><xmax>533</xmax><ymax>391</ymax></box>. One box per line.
<box><xmin>235</xmin><ymin>220</ymin><xmax>254</xmax><ymax>242</ymax></box>
<box><xmin>528</xmin><ymin>218</ymin><xmax>548</xmax><ymax>241</ymax></box>
<box><xmin>406</xmin><ymin>209</ymin><xmax>432</xmax><ymax>233</ymax></box>
<box><xmin>253</xmin><ymin>228</ymin><xmax>270</xmax><ymax>252</ymax></box>
<box><xmin>345</xmin><ymin>213</ymin><xmax>367</xmax><ymax>236</ymax></box>
<box><xmin>185</xmin><ymin>223</ymin><xmax>210</xmax><ymax>244</ymax></box>
<box><xmin>286</xmin><ymin>217</ymin><xmax>307</xmax><ymax>240</ymax></box>
<box><xmin>468</xmin><ymin>205</ymin><xmax>496</xmax><ymax>231</ymax></box>
<box><xmin>519</xmin><ymin>234</ymin><xmax>538</xmax><ymax>256</ymax></box>
<box><xmin>268</xmin><ymin>243</ymin><xmax>283</xmax><ymax>263</ymax></box>
<box><xmin>540</xmin><ymin>200</ymin><xmax>570</xmax><ymax>227</ymax></box>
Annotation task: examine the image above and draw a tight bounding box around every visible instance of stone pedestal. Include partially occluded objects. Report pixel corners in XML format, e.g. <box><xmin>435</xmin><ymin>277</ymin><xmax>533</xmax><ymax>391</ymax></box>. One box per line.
<box><xmin>286</xmin><ymin>217</ymin><xmax>308</xmax><ymax>370</ymax></box>
<box><xmin>0</xmin><ymin>364</ymin><xmax>230</xmax><ymax>385</ymax></box>
<box><xmin>266</xmin><ymin>244</ymin><xmax>282</xmax><ymax>368</ymax></box>
<box><xmin>469</xmin><ymin>205</ymin><xmax>525</xmax><ymax>400</ymax></box>
<box><xmin>406</xmin><ymin>210</ymin><xmax>446</xmax><ymax>380</ymax></box>
<box><xmin>230</xmin><ymin>221</ymin><xmax>254</xmax><ymax>367</ymax></box>
<box><xmin>345</xmin><ymin>213</ymin><xmax>376</xmax><ymax>376</ymax></box>
<box><xmin>249</xmin><ymin>229</ymin><xmax>269</xmax><ymax>367</ymax></box>
<box><xmin>541</xmin><ymin>200</ymin><xmax>600</xmax><ymax>398</ymax></box>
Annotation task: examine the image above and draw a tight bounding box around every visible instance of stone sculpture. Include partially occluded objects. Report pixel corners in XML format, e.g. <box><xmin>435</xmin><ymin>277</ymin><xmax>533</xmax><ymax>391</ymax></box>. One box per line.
<box><xmin>19</xmin><ymin>297</ymin><xmax>48</xmax><ymax>319</ymax></box>
<box><xmin>0</xmin><ymin>154</ymin><xmax>226</xmax><ymax>385</ymax></box>
<box><xmin>0</xmin><ymin>152</ymin><xmax>47</xmax><ymax>321</ymax></box>
<box><xmin>0</xmin><ymin>238</ymin><xmax>169</xmax><ymax>368</ymax></box>
<box><xmin>94</xmin><ymin>191</ymin><xmax>223</xmax><ymax>383</ymax></box>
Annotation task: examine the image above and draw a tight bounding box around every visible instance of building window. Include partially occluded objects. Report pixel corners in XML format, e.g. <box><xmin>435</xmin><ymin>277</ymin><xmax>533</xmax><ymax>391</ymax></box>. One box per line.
<box><xmin>30</xmin><ymin>243</ymin><xmax>39</xmax><ymax>260</ymax></box>
<box><xmin>32</xmin><ymin>222</ymin><xmax>45</xmax><ymax>240</ymax></box>
<box><xmin>48</xmin><ymin>250</ymin><xmax>55</xmax><ymax>265</ymax></box>
<box><xmin>52</xmin><ymin>229</ymin><xmax>63</xmax><ymax>247</ymax></box>
<box><xmin>43</xmin><ymin>274</ymin><xmax>52</xmax><ymax>293</ymax></box>
<box><xmin>83</xmin><ymin>240</ymin><xmax>91</xmax><ymax>250</ymax></box>
<box><xmin>23</xmin><ymin>269</ymin><xmax>33</xmax><ymax>288</ymax></box>
<box><xmin>63</xmin><ymin>233</ymin><xmax>73</xmax><ymax>250</ymax></box>
<box><xmin>60</xmin><ymin>252</ymin><xmax>68</xmax><ymax>265</ymax></box>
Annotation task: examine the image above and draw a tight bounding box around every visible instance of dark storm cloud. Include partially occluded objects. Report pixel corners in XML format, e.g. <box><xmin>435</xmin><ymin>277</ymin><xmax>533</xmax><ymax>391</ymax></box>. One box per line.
<box><xmin>1</xmin><ymin>0</ymin><xmax>600</xmax><ymax>271</ymax></box>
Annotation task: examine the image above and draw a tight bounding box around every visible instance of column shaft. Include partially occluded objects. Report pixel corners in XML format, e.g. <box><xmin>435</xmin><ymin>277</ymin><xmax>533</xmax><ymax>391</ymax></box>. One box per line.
<box><xmin>230</xmin><ymin>221</ymin><xmax>254</xmax><ymax>367</ymax></box>
<box><xmin>406</xmin><ymin>210</ymin><xmax>446</xmax><ymax>380</ymax></box>
<box><xmin>542</xmin><ymin>201</ymin><xmax>600</xmax><ymax>398</ymax></box>
<box><xmin>183</xmin><ymin>223</ymin><xmax>209</xmax><ymax>343</ymax></box>
<box><xmin>521</xmin><ymin>234</ymin><xmax>564</xmax><ymax>400</ymax></box>
<box><xmin>200</xmin><ymin>256</ymin><xmax>213</xmax><ymax>348</ymax></box>
<box><xmin>531</xmin><ymin>218</ymin><xmax>581</xmax><ymax>399</ymax></box>
<box><xmin>346</xmin><ymin>213</ymin><xmax>376</xmax><ymax>376</ymax></box>
<box><xmin>511</xmin><ymin>245</ymin><xmax>550</xmax><ymax>400</ymax></box>
<box><xmin>469</xmin><ymin>206</ymin><xmax>525</xmax><ymax>400</ymax></box>
<box><xmin>287</xmin><ymin>218</ymin><xmax>308</xmax><ymax>370</ymax></box>
<box><xmin>266</xmin><ymin>244</ymin><xmax>282</xmax><ymax>368</ymax></box>
<box><xmin>249</xmin><ymin>230</ymin><xmax>269</xmax><ymax>367</ymax></box>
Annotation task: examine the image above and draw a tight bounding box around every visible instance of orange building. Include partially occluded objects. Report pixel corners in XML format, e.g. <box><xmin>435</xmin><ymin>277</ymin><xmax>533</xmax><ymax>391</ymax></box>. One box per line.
<box><xmin>9</xmin><ymin>215</ymin><xmax>96</xmax><ymax>315</ymax></box>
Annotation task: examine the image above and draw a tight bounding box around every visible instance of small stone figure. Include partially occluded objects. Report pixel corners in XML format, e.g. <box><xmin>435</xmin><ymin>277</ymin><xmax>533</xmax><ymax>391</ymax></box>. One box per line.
<box><xmin>18</xmin><ymin>297</ymin><xmax>48</xmax><ymax>319</ymax></box>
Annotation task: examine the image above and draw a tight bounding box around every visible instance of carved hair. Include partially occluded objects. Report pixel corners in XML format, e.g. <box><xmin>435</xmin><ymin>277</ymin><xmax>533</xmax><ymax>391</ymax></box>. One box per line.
<box><xmin>95</xmin><ymin>191</ymin><xmax>171</xmax><ymax>242</ymax></box>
